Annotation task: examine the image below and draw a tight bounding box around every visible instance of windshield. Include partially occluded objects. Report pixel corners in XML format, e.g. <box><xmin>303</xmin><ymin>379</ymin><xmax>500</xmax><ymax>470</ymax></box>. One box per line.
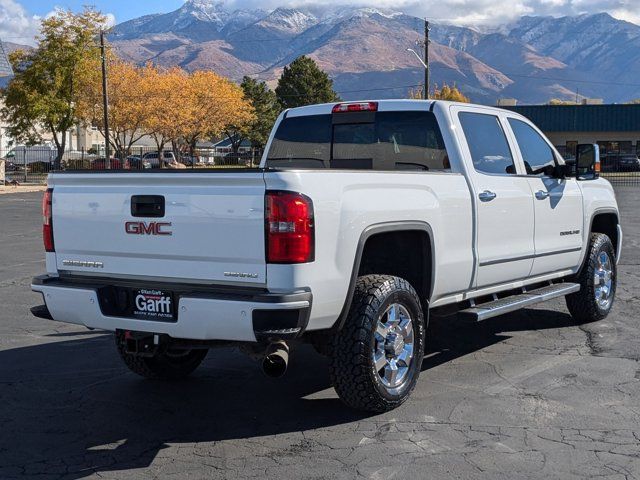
<box><xmin>266</xmin><ymin>111</ymin><xmax>449</xmax><ymax>171</ymax></box>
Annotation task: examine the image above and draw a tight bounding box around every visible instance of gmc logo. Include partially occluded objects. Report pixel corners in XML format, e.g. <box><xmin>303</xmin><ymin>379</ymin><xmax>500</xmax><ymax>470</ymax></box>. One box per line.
<box><xmin>125</xmin><ymin>221</ymin><xmax>172</xmax><ymax>236</ymax></box>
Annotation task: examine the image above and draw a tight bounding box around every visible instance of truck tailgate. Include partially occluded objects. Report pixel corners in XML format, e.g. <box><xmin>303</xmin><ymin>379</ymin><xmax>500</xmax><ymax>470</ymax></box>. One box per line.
<box><xmin>49</xmin><ymin>172</ymin><xmax>267</xmax><ymax>285</ymax></box>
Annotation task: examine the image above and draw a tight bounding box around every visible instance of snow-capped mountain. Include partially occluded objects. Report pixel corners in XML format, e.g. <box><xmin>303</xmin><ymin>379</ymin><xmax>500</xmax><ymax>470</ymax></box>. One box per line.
<box><xmin>183</xmin><ymin>0</ymin><xmax>228</xmax><ymax>25</ymax></box>
<box><xmin>257</xmin><ymin>8</ymin><xmax>318</xmax><ymax>34</ymax></box>
<box><xmin>110</xmin><ymin>3</ymin><xmax>640</xmax><ymax>103</ymax></box>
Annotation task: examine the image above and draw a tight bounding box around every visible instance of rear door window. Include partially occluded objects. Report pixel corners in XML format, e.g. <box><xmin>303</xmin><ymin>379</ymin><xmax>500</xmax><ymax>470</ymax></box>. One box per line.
<box><xmin>266</xmin><ymin>115</ymin><xmax>332</xmax><ymax>168</ymax></box>
<box><xmin>266</xmin><ymin>111</ymin><xmax>450</xmax><ymax>171</ymax></box>
<box><xmin>458</xmin><ymin>112</ymin><xmax>516</xmax><ymax>175</ymax></box>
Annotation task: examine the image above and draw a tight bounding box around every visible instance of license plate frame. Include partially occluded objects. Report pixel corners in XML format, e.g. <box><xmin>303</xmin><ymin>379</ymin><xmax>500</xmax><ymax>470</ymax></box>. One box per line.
<box><xmin>131</xmin><ymin>288</ymin><xmax>175</xmax><ymax>321</ymax></box>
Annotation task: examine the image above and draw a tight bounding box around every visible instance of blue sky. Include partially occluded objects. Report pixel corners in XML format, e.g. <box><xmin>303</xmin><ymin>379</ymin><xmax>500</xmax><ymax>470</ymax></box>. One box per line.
<box><xmin>21</xmin><ymin>0</ymin><xmax>182</xmax><ymax>22</ymax></box>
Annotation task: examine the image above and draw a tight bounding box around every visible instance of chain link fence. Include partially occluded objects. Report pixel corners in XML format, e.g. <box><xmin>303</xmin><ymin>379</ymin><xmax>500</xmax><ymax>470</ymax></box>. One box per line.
<box><xmin>1</xmin><ymin>146</ymin><xmax>264</xmax><ymax>184</ymax></box>
<box><xmin>558</xmin><ymin>147</ymin><xmax>640</xmax><ymax>186</ymax></box>
<box><xmin>3</xmin><ymin>145</ymin><xmax>640</xmax><ymax>185</ymax></box>
<box><xmin>596</xmin><ymin>153</ymin><xmax>640</xmax><ymax>186</ymax></box>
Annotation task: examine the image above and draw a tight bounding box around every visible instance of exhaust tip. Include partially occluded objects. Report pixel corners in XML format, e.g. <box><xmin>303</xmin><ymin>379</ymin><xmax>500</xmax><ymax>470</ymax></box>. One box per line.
<box><xmin>262</xmin><ymin>342</ymin><xmax>289</xmax><ymax>378</ymax></box>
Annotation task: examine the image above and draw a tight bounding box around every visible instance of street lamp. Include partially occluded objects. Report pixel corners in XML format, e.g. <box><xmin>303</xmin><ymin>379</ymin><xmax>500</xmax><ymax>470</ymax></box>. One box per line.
<box><xmin>407</xmin><ymin>42</ymin><xmax>429</xmax><ymax>100</ymax></box>
<box><xmin>406</xmin><ymin>48</ymin><xmax>427</xmax><ymax>69</ymax></box>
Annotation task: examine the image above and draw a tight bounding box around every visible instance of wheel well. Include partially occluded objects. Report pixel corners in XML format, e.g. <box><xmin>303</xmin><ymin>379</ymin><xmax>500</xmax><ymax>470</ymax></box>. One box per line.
<box><xmin>358</xmin><ymin>230</ymin><xmax>432</xmax><ymax>303</ymax></box>
<box><xmin>591</xmin><ymin>212</ymin><xmax>619</xmax><ymax>253</ymax></box>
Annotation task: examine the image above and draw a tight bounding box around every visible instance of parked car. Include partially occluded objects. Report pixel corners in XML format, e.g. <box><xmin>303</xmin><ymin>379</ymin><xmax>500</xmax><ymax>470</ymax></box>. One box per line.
<box><xmin>32</xmin><ymin>100</ymin><xmax>620</xmax><ymax>413</ymax></box>
<box><xmin>600</xmin><ymin>154</ymin><xmax>640</xmax><ymax>172</ymax></box>
<box><xmin>91</xmin><ymin>157</ymin><xmax>129</xmax><ymax>170</ymax></box>
<box><xmin>5</xmin><ymin>145</ymin><xmax>56</xmax><ymax>166</ymax></box>
<box><xmin>141</xmin><ymin>151</ymin><xmax>177</xmax><ymax>169</ymax></box>
<box><xmin>615</xmin><ymin>154</ymin><xmax>640</xmax><ymax>172</ymax></box>
<box><xmin>126</xmin><ymin>155</ymin><xmax>146</xmax><ymax>170</ymax></box>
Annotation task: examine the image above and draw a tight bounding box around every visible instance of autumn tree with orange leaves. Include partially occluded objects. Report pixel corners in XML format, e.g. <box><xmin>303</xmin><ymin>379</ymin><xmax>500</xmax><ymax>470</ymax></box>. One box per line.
<box><xmin>179</xmin><ymin>70</ymin><xmax>254</xmax><ymax>156</ymax></box>
<box><xmin>77</xmin><ymin>54</ymin><xmax>254</xmax><ymax>158</ymax></box>
<box><xmin>408</xmin><ymin>83</ymin><xmax>470</xmax><ymax>103</ymax></box>
<box><xmin>142</xmin><ymin>65</ymin><xmax>188</xmax><ymax>155</ymax></box>
<box><xmin>76</xmin><ymin>56</ymin><xmax>151</xmax><ymax>157</ymax></box>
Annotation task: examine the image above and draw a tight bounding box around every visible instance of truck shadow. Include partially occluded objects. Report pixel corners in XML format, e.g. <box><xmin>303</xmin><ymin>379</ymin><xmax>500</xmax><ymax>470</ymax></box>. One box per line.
<box><xmin>424</xmin><ymin>307</ymin><xmax>579</xmax><ymax>370</ymax></box>
<box><xmin>0</xmin><ymin>308</ymin><xmax>577</xmax><ymax>478</ymax></box>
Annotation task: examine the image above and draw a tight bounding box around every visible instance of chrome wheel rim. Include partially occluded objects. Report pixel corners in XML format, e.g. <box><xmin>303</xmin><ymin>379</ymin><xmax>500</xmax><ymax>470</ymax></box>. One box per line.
<box><xmin>373</xmin><ymin>303</ymin><xmax>415</xmax><ymax>389</ymax></box>
<box><xmin>594</xmin><ymin>251</ymin><xmax>614</xmax><ymax>310</ymax></box>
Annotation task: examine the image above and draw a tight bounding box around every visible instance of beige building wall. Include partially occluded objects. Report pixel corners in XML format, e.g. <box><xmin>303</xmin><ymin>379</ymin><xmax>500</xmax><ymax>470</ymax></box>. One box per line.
<box><xmin>71</xmin><ymin>125</ymin><xmax>105</xmax><ymax>151</ymax></box>
<box><xmin>70</xmin><ymin>125</ymin><xmax>159</xmax><ymax>152</ymax></box>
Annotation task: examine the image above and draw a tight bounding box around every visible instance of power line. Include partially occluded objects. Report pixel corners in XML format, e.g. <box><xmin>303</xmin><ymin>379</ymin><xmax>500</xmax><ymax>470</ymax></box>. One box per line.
<box><xmin>77</xmin><ymin>82</ymin><xmax>424</xmax><ymax>102</ymax></box>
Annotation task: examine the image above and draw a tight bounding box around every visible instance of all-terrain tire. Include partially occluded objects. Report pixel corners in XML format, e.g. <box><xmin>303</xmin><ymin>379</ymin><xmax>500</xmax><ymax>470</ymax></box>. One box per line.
<box><xmin>329</xmin><ymin>275</ymin><xmax>426</xmax><ymax>412</ymax></box>
<box><xmin>566</xmin><ymin>233</ymin><xmax>617</xmax><ymax>324</ymax></box>
<box><xmin>116</xmin><ymin>334</ymin><xmax>208</xmax><ymax>380</ymax></box>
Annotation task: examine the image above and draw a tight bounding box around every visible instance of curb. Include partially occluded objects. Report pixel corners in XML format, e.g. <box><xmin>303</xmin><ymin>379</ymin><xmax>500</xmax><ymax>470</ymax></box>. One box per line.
<box><xmin>0</xmin><ymin>185</ymin><xmax>47</xmax><ymax>195</ymax></box>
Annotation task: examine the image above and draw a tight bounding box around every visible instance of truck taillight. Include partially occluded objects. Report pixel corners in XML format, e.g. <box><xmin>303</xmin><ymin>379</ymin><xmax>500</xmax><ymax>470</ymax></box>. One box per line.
<box><xmin>42</xmin><ymin>188</ymin><xmax>54</xmax><ymax>252</ymax></box>
<box><xmin>265</xmin><ymin>191</ymin><xmax>314</xmax><ymax>264</ymax></box>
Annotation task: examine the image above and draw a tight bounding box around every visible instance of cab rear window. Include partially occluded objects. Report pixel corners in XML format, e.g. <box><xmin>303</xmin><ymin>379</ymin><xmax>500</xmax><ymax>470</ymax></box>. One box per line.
<box><xmin>266</xmin><ymin>111</ymin><xmax>450</xmax><ymax>171</ymax></box>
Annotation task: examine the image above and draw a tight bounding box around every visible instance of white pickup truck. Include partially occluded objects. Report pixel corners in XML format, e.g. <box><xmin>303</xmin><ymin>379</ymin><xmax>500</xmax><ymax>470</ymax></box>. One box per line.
<box><xmin>32</xmin><ymin>100</ymin><xmax>621</xmax><ymax>412</ymax></box>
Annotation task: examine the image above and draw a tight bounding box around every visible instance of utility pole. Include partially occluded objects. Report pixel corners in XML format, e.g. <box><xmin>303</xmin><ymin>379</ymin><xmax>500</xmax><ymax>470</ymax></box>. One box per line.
<box><xmin>99</xmin><ymin>30</ymin><xmax>111</xmax><ymax>169</ymax></box>
<box><xmin>424</xmin><ymin>19</ymin><xmax>430</xmax><ymax>99</ymax></box>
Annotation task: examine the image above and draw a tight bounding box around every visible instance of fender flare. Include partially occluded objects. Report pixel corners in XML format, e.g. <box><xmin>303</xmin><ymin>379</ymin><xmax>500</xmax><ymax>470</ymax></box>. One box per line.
<box><xmin>577</xmin><ymin>207</ymin><xmax>620</xmax><ymax>273</ymax></box>
<box><xmin>333</xmin><ymin>221</ymin><xmax>435</xmax><ymax>331</ymax></box>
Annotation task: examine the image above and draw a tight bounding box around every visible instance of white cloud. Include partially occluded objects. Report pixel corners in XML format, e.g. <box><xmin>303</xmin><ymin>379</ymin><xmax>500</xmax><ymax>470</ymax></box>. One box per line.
<box><xmin>0</xmin><ymin>2</ymin><xmax>117</xmax><ymax>47</ymax></box>
<box><xmin>104</xmin><ymin>13</ymin><xmax>117</xmax><ymax>28</ymax></box>
<box><xmin>608</xmin><ymin>5</ymin><xmax>640</xmax><ymax>24</ymax></box>
<box><xmin>219</xmin><ymin>0</ymin><xmax>640</xmax><ymax>26</ymax></box>
<box><xmin>0</xmin><ymin>0</ymin><xmax>41</xmax><ymax>46</ymax></box>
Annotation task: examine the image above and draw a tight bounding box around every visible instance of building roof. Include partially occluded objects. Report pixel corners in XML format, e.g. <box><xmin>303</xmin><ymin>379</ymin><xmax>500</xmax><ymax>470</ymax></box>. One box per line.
<box><xmin>0</xmin><ymin>39</ymin><xmax>14</xmax><ymax>78</ymax></box>
<box><xmin>505</xmin><ymin>104</ymin><xmax>640</xmax><ymax>132</ymax></box>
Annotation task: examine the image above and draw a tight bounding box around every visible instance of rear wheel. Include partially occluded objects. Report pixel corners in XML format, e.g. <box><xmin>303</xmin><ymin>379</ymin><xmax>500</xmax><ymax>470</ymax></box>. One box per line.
<box><xmin>566</xmin><ymin>232</ymin><xmax>617</xmax><ymax>323</ymax></box>
<box><xmin>115</xmin><ymin>334</ymin><xmax>208</xmax><ymax>380</ymax></box>
<box><xmin>330</xmin><ymin>275</ymin><xmax>425</xmax><ymax>412</ymax></box>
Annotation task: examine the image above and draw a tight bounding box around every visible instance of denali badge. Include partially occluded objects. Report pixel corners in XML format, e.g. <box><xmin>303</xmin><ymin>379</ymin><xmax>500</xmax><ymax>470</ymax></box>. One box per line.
<box><xmin>62</xmin><ymin>260</ymin><xmax>104</xmax><ymax>269</ymax></box>
<box><xmin>224</xmin><ymin>271</ymin><xmax>259</xmax><ymax>279</ymax></box>
<box><xmin>125</xmin><ymin>221</ymin><xmax>172</xmax><ymax>236</ymax></box>
<box><xmin>560</xmin><ymin>230</ymin><xmax>580</xmax><ymax>236</ymax></box>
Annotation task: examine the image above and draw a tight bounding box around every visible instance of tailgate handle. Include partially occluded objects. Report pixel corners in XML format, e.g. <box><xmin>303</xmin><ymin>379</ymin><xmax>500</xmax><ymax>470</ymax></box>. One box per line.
<box><xmin>131</xmin><ymin>195</ymin><xmax>165</xmax><ymax>218</ymax></box>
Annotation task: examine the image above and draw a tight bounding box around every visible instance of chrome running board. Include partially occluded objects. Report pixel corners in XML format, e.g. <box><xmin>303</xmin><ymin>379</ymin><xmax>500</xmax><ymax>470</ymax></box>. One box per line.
<box><xmin>459</xmin><ymin>282</ymin><xmax>580</xmax><ymax>321</ymax></box>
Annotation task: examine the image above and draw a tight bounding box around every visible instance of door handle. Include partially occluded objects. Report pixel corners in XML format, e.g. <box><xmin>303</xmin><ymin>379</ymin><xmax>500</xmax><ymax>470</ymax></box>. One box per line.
<box><xmin>535</xmin><ymin>190</ymin><xmax>550</xmax><ymax>200</ymax></box>
<box><xmin>478</xmin><ymin>190</ymin><xmax>497</xmax><ymax>202</ymax></box>
<box><xmin>131</xmin><ymin>195</ymin><xmax>165</xmax><ymax>217</ymax></box>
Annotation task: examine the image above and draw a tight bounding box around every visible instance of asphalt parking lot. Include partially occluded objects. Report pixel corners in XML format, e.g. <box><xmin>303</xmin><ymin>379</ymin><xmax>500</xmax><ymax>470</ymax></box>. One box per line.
<box><xmin>1</xmin><ymin>188</ymin><xmax>639</xmax><ymax>480</ymax></box>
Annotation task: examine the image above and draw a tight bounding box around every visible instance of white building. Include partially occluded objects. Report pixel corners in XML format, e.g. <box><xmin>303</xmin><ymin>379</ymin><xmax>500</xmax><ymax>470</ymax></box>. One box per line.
<box><xmin>0</xmin><ymin>39</ymin><xmax>14</xmax><ymax>155</ymax></box>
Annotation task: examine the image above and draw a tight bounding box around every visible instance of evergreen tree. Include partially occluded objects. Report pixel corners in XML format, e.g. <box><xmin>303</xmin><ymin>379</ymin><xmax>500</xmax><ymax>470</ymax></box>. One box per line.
<box><xmin>275</xmin><ymin>56</ymin><xmax>340</xmax><ymax>109</ymax></box>
<box><xmin>241</xmin><ymin>76</ymin><xmax>279</xmax><ymax>148</ymax></box>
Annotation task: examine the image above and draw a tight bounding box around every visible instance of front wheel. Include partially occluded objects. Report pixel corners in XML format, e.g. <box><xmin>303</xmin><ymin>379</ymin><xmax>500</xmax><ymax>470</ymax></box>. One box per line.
<box><xmin>566</xmin><ymin>232</ymin><xmax>617</xmax><ymax>323</ymax></box>
<box><xmin>330</xmin><ymin>275</ymin><xmax>426</xmax><ymax>412</ymax></box>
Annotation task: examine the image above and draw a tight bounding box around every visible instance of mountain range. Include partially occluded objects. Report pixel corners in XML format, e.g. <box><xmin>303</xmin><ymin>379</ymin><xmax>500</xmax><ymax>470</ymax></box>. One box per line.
<box><xmin>14</xmin><ymin>1</ymin><xmax>640</xmax><ymax>104</ymax></box>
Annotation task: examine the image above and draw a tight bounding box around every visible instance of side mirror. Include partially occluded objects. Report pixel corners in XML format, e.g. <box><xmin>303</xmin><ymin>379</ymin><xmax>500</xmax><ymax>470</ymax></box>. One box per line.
<box><xmin>576</xmin><ymin>143</ymin><xmax>600</xmax><ymax>180</ymax></box>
